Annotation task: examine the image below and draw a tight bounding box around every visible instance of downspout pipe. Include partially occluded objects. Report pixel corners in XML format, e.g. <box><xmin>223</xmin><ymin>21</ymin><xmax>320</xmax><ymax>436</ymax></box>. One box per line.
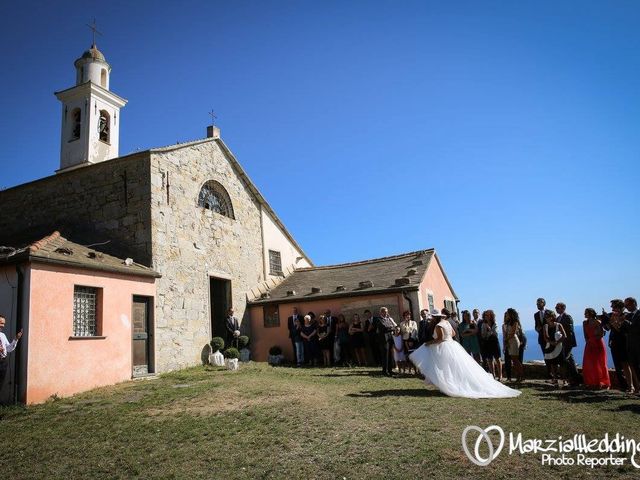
<box><xmin>402</xmin><ymin>290</ymin><xmax>414</xmax><ymax>320</ymax></box>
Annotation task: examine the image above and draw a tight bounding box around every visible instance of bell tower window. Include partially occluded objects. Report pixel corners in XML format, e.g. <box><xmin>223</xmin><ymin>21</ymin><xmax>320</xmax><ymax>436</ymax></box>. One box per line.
<box><xmin>70</xmin><ymin>108</ymin><xmax>81</xmax><ymax>141</ymax></box>
<box><xmin>98</xmin><ymin>110</ymin><xmax>110</xmax><ymax>143</ymax></box>
<box><xmin>100</xmin><ymin>68</ymin><xmax>107</xmax><ymax>88</ymax></box>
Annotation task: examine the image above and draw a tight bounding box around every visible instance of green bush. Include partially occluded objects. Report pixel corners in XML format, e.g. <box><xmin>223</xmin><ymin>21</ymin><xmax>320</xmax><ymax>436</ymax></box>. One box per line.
<box><xmin>269</xmin><ymin>345</ymin><xmax>282</xmax><ymax>356</ymax></box>
<box><xmin>210</xmin><ymin>337</ymin><xmax>225</xmax><ymax>352</ymax></box>
<box><xmin>238</xmin><ymin>335</ymin><xmax>250</xmax><ymax>349</ymax></box>
<box><xmin>224</xmin><ymin>347</ymin><xmax>240</xmax><ymax>359</ymax></box>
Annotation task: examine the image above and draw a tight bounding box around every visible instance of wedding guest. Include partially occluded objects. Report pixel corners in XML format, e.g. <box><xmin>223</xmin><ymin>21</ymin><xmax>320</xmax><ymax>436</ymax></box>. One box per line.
<box><xmin>399</xmin><ymin>311</ymin><xmax>417</xmax><ymax>374</ymax></box>
<box><xmin>291</xmin><ymin>317</ymin><xmax>304</xmax><ymax>367</ymax></box>
<box><xmin>225</xmin><ymin>308</ymin><xmax>240</xmax><ymax>348</ymax></box>
<box><xmin>325</xmin><ymin>309</ymin><xmax>336</xmax><ymax>361</ymax></box>
<box><xmin>377</xmin><ymin>307</ymin><xmax>398</xmax><ymax>376</ymax></box>
<box><xmin>625</xmin><ymin>297</ymin><xmax>640</xmax><ymax>390</ymax></box>
<box><xmin>474</xmin><ymin>308</ymin><xmax>487</xmax><ymax>370</ymax></box>
<box><xmin>0</xmin><ymin>314</ymin><xmax>22</xmax><ymax>388</ymax></box>
<box><xmin>609</xmin><ymin>299</ymin><xmax>635</xmax><ymax>393</ymax></box>
<box><xmin>417</xmin><ymin>309</ymin><xmax>431</xmax><ymax>345</ymax></box>
<box><xmin>307</xmin><ymin>311</ymin><xmax>317</xmax><ymax>327</ymax></box>
<box><xmin>349</xmin><ymin>313</ymin><xmax>366</xmax><ymax>366</ymax></box>
<box><xmin>556</xmin><ymin>302</ymin><xmax>581</xmax><ymax>386</ymax></box>
<box><xmin>543</xmin><ymin>310</ymin><xmax>567</xmax><ymax>386</ymax></box>
<box><xmin>317</xmin><ymin>315</ymin><xmax>332</xmax><ymax>367</ymax></box>
<box><xmin>503</xmin><ymin>308</ymin><xmax>524</xmax><ymax>383</ymax></box>
<box><xmin>392</xmin><ymin>326</ymin><xmax>407</xmax><ymax>374</ymax></box>
<box><xmin>481</xmin><ymin>310</ymin><xmax>502</xmax><ymax>380</ymax></box>
<box><xmin>582</xmin><ymin>308</ymin><xmax>610</xmax><ymax>389</ymax></box>
<box><xmin>364</xmin><ymin>309</ymin><xmax>379</xmax><ymax>366</ymax></box>
<box><xmin>459</xmin><ymin>310</ymin><xmax>481</xmax><ymax>363</ymax></box>
<box><xmin>534</xmin><ymin>298</ymin><xmax>552</xmax><ymax>378</ymax></box>
<box><xmin>335</xmin><ymin>314</ymin><xmax>351</xmax><ymax>366</ymax></box>
<box><xmin>300</xmin><ymin>315</ymin><xmax>318</xmax><ymax>366</ymax></box>
<box><xmin>287</xmin><ymin>307</ymin><xmax>302</xmax><ymax>363</ymax></box>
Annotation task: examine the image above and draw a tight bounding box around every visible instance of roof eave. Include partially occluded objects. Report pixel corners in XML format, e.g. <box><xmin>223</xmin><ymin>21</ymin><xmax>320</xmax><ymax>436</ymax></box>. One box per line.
<box><xmin>248</xmin><ymin>285</ymin><xmax>420</xmax><ymax>306</ymax></box>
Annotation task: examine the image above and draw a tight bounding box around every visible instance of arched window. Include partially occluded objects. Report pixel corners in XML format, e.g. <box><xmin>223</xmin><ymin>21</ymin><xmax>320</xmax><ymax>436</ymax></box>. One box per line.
<box><xmin>100</xmin><ymin>68</ymin><xmax>107</xmax><ymax>88</ymax></box>
<box><xmin>198</xmin><ymin>180</ymin><xmax>235</xmax><ymax>219</ymax></box>
<box><xmin>70</xmin><ymin>108</ymin><xmax>81</xmax><ymax>141</ymax></box>
<box><xmin>98</xmin><ymin>110</ymin><xmax>110</xmax><ymax>143</ymax></box>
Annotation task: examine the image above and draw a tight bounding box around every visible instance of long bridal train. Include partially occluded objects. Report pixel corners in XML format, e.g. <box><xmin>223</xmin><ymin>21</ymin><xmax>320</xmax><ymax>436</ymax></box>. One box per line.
<box><xmin>409</xmin><ymin>320</ymin><xmax>521</xmax><ymax>399</ymax></box>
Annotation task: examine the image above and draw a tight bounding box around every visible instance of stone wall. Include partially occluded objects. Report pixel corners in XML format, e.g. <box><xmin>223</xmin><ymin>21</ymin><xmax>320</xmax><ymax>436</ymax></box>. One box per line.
<box><xmin>0</xmin><ymin>154</ymin><xmax>152</xmax><ymax>265</ymax></box>
<box><xmin>149</xmin><ymin>139</ymin><xmax>266</xmax><ymax>371</ymax></box>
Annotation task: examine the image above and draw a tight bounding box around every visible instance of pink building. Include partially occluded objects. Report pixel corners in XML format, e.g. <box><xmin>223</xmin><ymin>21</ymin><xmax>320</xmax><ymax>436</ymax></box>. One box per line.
<box><xmin>249</xmin><ymin>249</ymin><xmax>458</xmax><ymax>362</ymax></box>
<box><xmin>0</xmin><ymin>232</ymin><xmax>159</xmax><ymax>404</ymax></box>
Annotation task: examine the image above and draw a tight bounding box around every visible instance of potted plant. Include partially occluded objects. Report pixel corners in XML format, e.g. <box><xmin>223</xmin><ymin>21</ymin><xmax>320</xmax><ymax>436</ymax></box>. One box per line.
<box><xmin>267</xmin><ymin>345</ymin><xmax>284</xmax><ymax>366</ymax></box>
<box><xmin>224</xmin><ymin>347</ymin><xmax>240</xmax><ymax>371</ymax></box>
<box><xmin>238</xmin><ymin>335</ymin><xmax>251</xmax><ymax>362</ymax></box>
<box><xmin>209</xmin><ymin>337</ymin><xmax>225</xmax><ymax>367</ymax></box>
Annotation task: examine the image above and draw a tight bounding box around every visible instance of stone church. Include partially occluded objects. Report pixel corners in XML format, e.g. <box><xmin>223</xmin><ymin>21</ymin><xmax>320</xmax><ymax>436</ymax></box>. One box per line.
<box><xmin>1</xmin><ymin>42</ymin><xmax>458</xmax><ymax>403</ymax></box>
<box><xmin>0</xmin><ymin>42</ymin><xmax>312</xmax><ymax>377</ymax></box>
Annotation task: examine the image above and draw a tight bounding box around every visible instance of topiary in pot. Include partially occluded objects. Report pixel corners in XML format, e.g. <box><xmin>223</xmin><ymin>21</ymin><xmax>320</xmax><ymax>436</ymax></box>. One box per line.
<box><xmin>237</xmin><ymin>335</ymin><xmax>249</xmax><ymax>349</ymax></box>
<box><xmin>209</xmin><ymin>337</ymin><xmax>225</xmax><ymax>366</ymax></box>
<box><xmin>224</xmin><ymin>347</ymin><xmax>240</xmax><ymax>371</ymax></box>
<box><xmin>268</xmin><ymin>345</ymin><xmax>284</xmax><ymax>366</ymax></box>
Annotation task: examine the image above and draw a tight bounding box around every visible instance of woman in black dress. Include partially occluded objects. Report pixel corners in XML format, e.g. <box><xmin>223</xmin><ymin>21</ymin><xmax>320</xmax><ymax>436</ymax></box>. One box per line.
<box><xmin>300</xmin><ymin>315</ymin><xmax>318</xmax><ymax>366</ymax></box>
<box><xmin>317</xmin><ymin>315</ymin><xmax>332</xmax><ymax>367</ymax></box>
<box><xmin>349</xmin><ymin>313</ymin><xmax>366</xmax><ymax>366</ymax></box>
<box><xmin>543</xmin><ymin>310</ymin><xmax>567</xmax><ymax>386</ymax></box>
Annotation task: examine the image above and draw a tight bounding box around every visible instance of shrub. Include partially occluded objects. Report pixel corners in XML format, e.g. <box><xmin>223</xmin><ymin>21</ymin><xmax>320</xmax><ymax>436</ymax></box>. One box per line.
<box><xmin>224</xmin><ymin>347</ymin><xmax>240</xmax><ymax>359</ymax></box>
<box><xmin>210</xmin><ymin>337</ymin><xmax>225</xmax><ymax>352</ymax></box>
<box><xmin>269</xmin><ymin>345</ymin><xmax>282</xmax><ymax>356</ymax></box>
<box><xmin>238</xmin><ymin>335</ymin><xmax>250</xmax><ymax>349</ymax></box>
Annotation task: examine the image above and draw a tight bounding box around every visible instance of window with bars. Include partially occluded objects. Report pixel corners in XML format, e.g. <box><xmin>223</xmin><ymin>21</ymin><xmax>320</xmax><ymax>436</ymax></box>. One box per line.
<box><xmin>269</xmin><ymin>250</ymin><xmax>282</xmax><ymax>276</ymax></box>
<box><xmin>197</xmin><ymin>180</ymin><xmax>235</xmax><ymax>219</ymax></box>
<box><xmin>443</xmin><ymin>299</ymin><xmax>456</xmax><ymax>314</ymax></box>
<box><xmin>73</xmin><ymin>286</ymin><xmax>101</xmax><ymax>336</ymax></box>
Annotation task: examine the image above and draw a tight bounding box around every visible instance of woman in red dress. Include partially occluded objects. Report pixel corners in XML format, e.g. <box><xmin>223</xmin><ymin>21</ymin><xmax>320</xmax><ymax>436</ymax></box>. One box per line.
<box><xmin>582</xmin><ymin>308</ymin><xmax>610</xmax><ymax>389</ymax></box>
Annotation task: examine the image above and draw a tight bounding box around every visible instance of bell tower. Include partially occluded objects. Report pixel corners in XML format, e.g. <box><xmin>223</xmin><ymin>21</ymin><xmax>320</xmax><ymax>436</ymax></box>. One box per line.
<box><xmin>55</xmin><ymin>33</ymin><xmax>127</xmax><ymax>172</ymax></box>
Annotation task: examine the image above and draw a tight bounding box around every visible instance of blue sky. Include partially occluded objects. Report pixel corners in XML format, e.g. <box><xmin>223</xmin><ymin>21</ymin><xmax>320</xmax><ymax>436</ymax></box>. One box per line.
<box><xmin>1</xmin><ymin>1</ymin><xmax>639</xmax><ymax>329</ymax></box>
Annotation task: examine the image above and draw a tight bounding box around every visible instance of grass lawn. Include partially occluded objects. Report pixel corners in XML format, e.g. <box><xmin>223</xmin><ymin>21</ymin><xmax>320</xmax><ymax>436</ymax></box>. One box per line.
<box><xmin>1</xmin><ymin>363</ymin><xmax>639</xmax><ymax>479</ymax></box>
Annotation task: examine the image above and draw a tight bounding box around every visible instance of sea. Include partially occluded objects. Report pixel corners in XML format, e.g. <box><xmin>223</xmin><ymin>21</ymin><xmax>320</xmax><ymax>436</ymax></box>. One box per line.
<box><xmin>512</xmin><ymin>325</ymin><xmax>614</xmax><ymax>367</ymax></box>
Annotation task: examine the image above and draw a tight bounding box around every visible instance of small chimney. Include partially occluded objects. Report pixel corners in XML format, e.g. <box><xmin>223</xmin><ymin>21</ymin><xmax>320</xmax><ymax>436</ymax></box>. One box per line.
<box><xmin>335</xmin><ymin>285</ymin><xmax>346</xmax><ymax>292</ymax></box>
<box><xmin>311</xmin><ymin>287</ymin><xmax>322</xmax><ymax>294</ymax></box>
<box><xmin>206</xmin><ymin>125</ymin><xmax>221</xmax><ymax>139</ymax></box>
<box><xmin>359</xmin><ymin>280</ymin><xmax>374</xmax><ymax>289</ymax></box>
<box><xmin>394</xmin><ymin>278</ymin><xmax>411</xmax><ymax>286</ymax></box>
<box><xmin>286</xmin><ymin>290</ymin><xmax>297</xmax><ymax>297</ymax></box>
<box><xmin>260</xmin><ymin>292</ymin><xmax>271</xmax><ymax>299</ymax></box>
<box><xmin>407</xmin><ymin>269</ymin><xmax>417</xmax><ymax>276</ymax></box>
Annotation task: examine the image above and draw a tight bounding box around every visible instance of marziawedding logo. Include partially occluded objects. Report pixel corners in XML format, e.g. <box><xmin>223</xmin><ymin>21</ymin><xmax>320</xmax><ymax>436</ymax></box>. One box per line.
<box><xmin>462</xmin><ymin>425</ymin><xmax>640</xmax><ymax>469</ymax></box>
<box><xmin>461</xmin><ymin>425</ymin><xmax>505</xmax><ymax>466</ymax></box>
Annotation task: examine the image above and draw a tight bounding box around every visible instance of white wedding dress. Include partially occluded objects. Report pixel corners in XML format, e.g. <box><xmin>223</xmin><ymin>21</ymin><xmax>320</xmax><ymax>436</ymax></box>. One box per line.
<box><xmin>409</xmin><ymin>320</ymin><xmax>521</xmax><ymax>399</ymax></box>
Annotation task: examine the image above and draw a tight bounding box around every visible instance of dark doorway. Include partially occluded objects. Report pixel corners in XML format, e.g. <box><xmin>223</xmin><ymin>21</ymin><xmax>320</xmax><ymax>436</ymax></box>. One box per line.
<box><xmin>210</xmin><ymin>278</ymin><xmax>231</xmax><ymax>340</ymax></box>
<box><xmin>132</xmin><ymin>296</ymin><xmax>154</xmax><ymax>377</ymax></box>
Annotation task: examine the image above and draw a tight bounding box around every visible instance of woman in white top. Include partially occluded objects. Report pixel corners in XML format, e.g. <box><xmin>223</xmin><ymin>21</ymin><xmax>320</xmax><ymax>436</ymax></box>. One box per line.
<box><xmin>409</xmin><ymin>312</ymin><xmax>521</xmax><ymax>399</ymax></box>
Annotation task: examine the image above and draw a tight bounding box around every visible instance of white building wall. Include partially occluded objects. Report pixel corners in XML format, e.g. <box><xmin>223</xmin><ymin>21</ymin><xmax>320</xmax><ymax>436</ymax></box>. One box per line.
<box><xmin>261</xmin><ymin>207</ymin><xmax>311</xmax><ymax>278</ymax></box>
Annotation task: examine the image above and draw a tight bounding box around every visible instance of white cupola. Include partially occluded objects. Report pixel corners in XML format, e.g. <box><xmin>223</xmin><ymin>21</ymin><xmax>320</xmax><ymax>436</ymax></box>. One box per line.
<box><xmin>55</xmin><ymin>42</ymin><xmax>127</xmax><ymax>173</ymax></box>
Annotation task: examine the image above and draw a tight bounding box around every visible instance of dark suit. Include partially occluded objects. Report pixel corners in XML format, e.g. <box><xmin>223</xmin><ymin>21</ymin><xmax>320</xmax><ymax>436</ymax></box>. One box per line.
<box><xmin>558</xmin><ymin>312</ymin><xmax>581</xmax><ymax>385</ymax></box>
<box><xmin>375</xmin><ymin>316</ymin><xmax>397</xmax><ymax>375</ymax></box>
<box><xmin>288</xmin><ymin>314</ymin><xmax>301</xmax><ymax>362</ymax></box>
<box><xmin>534</xmin><ymin>309</ymin><xmax>553</xmax><ymax>377</ymax></box>
<box><xmin>418</xmin><ymin>318</ymin><xmax>430</xmax><ymax>345</ymax></box>
<box><xmin>604</xmin><ymin>313</ymin><xmax>629</xmax><ymax>390</ymax></box>
<box><xmin>626</xmin><ymin>310</ymin><xmax>640</xmax><ymax>376</ymax></box>
<box><xmin>225</xmin><ymin>316</ymin><xmax>239</xmax><ymax>347</ymax></box>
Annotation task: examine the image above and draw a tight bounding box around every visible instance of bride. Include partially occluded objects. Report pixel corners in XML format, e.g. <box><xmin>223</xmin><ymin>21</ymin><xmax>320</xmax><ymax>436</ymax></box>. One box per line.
<box><xmin>409</xmin><ymin>311</ymin><xmax>521</xmax><ymax>399</ymax></box>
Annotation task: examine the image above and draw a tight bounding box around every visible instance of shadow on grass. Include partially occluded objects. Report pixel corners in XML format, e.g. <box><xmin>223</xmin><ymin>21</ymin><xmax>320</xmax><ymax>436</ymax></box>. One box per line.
<box><xmin>607</xmin><ymin>404</ymin><xmax>640</xmax><ymax>415</ymax></box>
<box><xmin>346</xmin><ymin>388</ymin><xmax>445</xmax><ymax>398</ymax></box>
<box><xmin>527</xmin><ymin>382</ymin><xmax>632</xmax><ymax>405</ymax></box>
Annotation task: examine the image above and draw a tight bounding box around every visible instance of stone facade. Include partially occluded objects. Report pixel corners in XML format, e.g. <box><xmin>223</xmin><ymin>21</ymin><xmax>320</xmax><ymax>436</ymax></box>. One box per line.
<box><xmin>149</xmin><ymin>140</ymin><xmax>266</xmax><ymax>371</ymax></box>
<box><xmin>0</xmin><ymin>153</ymin><xmax>152</xmax><ymax>264</ymax></box>
<box><xmin>0</xmin><ymin>137</ymin><xmax>311</xmax><ymax>373</ymax></box>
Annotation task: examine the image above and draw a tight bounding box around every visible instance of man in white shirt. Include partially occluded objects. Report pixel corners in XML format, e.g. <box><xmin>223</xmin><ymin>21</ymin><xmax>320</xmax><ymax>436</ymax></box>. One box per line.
<box><xmin>0</xmin><ymin>314</ymin><xmax>22</xmax><ymax>388</ymax></box>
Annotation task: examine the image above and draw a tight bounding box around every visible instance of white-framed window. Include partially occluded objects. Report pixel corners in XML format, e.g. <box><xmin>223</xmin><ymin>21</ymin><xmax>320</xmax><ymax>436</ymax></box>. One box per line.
<box><xmin>269</xmin><ymin>250</ymin><xmax>282</xmax><ymax>276</ymax></box>
<box><xmin>73</xmin><ymin>286</ymin><xmax>101</xmax><ymax>336</ymax></box>
<box><xmin>427</xmin><ymin>294</ymin><xmax>435</xmax><ymax>312</ymax></box>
